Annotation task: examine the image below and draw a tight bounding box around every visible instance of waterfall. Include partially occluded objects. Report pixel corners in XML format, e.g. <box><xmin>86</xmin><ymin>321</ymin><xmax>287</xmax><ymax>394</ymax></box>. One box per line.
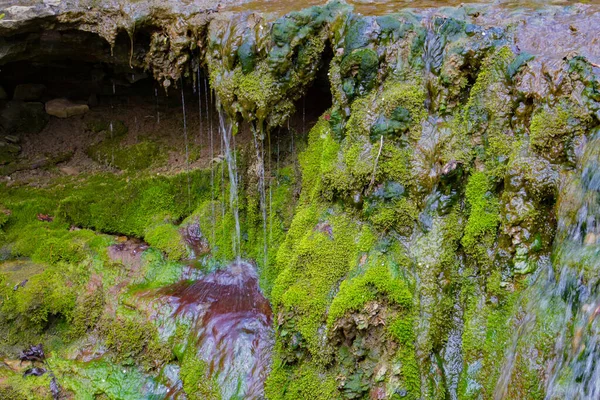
<box><xmin>207</xmin><ymin>78</ymin><xmax>216</xmax><ymax>245</ymax></box>
<box><xmin>494</xmin><ymin>130</ymin><xmax>600</xmax><ymax>400</ymax></box>
<box><xmin>543</xmin><ymin>130</ymin><xmax>600</xmax><ymax>399</ymax></box>
<box><xmin>181</xmin><ymin>81</ymin><xmax>191</xmax><ymax>209</ymax></box>
<box><xmin>252</xmin><ymin>128</ymin><xmax>268</xmax><ymax>269</ymax></box>
<box><xmin>218</xmin><ymin>108</ymin><xmax>242</xmax><ymax>259</ymax></box>
<box><xmin>197</xmin><ymin>69</ymin><xmax>203</xmax><ymax>149</ymax></box>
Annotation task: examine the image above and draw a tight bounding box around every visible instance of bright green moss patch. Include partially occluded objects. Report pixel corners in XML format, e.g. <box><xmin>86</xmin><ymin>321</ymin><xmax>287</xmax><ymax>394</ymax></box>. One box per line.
<box><xmin>388</xmin><ymin>317</ymin><xmax>420</xmax><ymax>398</ymax></box>
<box><xmin>345</xmin><ymin>79</ymin><xmax>426</xmax><ymax>142</ymax></box>
<box><xmin>327</xmin><ymin>254</ymin><xmax>413</xmax><ymax>329</ymax></box>
<box><xmin>52</xmin><ymin>357</ymin><xmax>155</xmax><ymax>399</ymax></box>
<box><xmin>272</xmin><ymin>211</ymin><xmax>360</xmax><ymax>358</ymax></box>
<box><xmin>180</xmin><ymin>345</ymin><xmax>221</xmax><ymax>400</ymax></box>
<box><xmin>265</xmin><ymin>356</ymin><xmax>339</xmax><ymax>400</ymax></box>
<box><xmin>99</xmin><ymin>314</ymin><xmax>172</xmax><ymax>367</ymax></box>
<box><xmin>58</xmin><ymin>170</ymin><xmax>211</xmax><ymax>237</ymax></box>
<box><xmin>87</xmin><ymin>139</ymin><xmax>165</xmax><ymax>171</ymax></box>
<box><xmin>144</xmin><ymin>223</ymin><xmax>187</xmax><ymax>261</ymax></box>
<box><xmin>462</xmin><ymin>172</ymin><xmax>500</xmax><ymax>260</ymax></box>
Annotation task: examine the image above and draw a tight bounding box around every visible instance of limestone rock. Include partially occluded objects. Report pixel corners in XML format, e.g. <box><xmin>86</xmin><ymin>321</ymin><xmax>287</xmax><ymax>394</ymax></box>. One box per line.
<box><xmin>13</xmin><ymin>84</ymin><xmax>46</xmax><ymax>101</ymax></box>
<box><xmin>45</xmin><ymin>98</ymin><xmax>89</xmax><ymax>118</ymax></box>
<box><xmin>59</xmin><ymin>166</ymin><xmax>79</xmax><ymax>176</ymax></box>
<box><xmin>0</xmin><ymin>101</ymin><xmax>49</xmax><ymax>134</ymax></box>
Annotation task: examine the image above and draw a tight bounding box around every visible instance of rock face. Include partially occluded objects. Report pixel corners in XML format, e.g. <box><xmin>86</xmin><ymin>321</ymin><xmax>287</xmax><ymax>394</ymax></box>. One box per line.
<box><xmin>0</xmin><ymin>1</ymin><xmax>599</xmax><ymax>400</ymax></box>
<box><xmin>45</xmin><ymin>98</ymin><xmax>89</xmax><ymax>118</ymax></box>
<box><xmin>0</xmin><ymin>101</ymin><xmax>48</xmax><ymax>134</ymax></box>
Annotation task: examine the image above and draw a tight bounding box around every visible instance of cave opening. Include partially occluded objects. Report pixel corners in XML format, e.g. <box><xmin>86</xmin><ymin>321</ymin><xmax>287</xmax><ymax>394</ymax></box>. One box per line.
<box><xmin>0</xmin><ymin>25</ymin><xmax>334</xmax><ymax>185</ymax></box>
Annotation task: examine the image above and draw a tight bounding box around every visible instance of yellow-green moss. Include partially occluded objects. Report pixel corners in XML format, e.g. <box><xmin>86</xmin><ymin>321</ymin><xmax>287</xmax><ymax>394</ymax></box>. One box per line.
<box><xmin>272</xmin><ymin>211</ymin><xmax>360</xmax><ymax>359</ymax></box>
<box><xmin>265</xmin><ymin>355</ymin><xmax>339</xmax><ymax>400</ymax></box>
<box><xmin>327</xmin><ymin>254</ymin><xmax>412</xmax><ymax>328</ymax></box>
<box><xmin>87</xmin><ymin>139</ymin><xmax>165</xmax><ymax>171</ymax></box>
<box><xmin>462</xmin><ymin>172</ymin><xmax>500</xmax><ymax>263</ymax></box>
<box><xmin>529</xmin><ymin>99</ymin><xmax>592</xmax><ymax>162</ymax></box>
<box><xmin>144</xmin><ymin>223</ymin><xmax>187</xmax><ymax>261</ymax></box>
<box><xmin>180</xmin><ymin>345</ymin><xmax>221</xmax><ymax>400</ymax></box>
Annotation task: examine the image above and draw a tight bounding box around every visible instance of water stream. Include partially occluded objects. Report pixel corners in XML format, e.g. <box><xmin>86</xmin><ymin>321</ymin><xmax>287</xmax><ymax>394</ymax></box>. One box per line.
<box><xmin>148</xmin><ymin>260</ymin><xmax>273</xmax><ymax>399</ymax></box>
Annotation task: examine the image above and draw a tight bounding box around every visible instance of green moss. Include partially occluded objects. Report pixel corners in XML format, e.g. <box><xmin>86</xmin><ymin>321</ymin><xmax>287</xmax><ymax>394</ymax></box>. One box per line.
<box><xmin>180</xmin><ymin>345</ymin><xmax>221</xmax><ymax>399</ymax></box>
<box><xmin>0</xmin><ymin>371</ymin><xmax>52</xmax><ymax>399</ymax></box>
<box><xmin>87</xmin><ymin>139</ymin><xmax>165</xmax><ymax>171</ymax></box>
<box><xmin>326</xmin><ymin>255</ymin><xmax>412</xmax><ymax>328</ymax></box>
<box><xmin>272</xmin><ymin>211</ymin><xmax>359</xmax><ymax>359</ymax></box>
<box><xmin>52</xmin><ymin>357</ymin><xmax>154</xmax><ymax>399</ymax></box>
<box><xmin>462</xmin><ymin>172</ymin><xmax>500</xmax><ymax>263</ymax></box>
<box><xmin>144</xmin><ymin>223</ymin><xmax>187</xmax><ymax>261</ymax></box>
<box><xmin>388</xmin><ymin>317</ymin><xmax>420</xmax><ymax>399</ymax></box>
<box><xmin>529</xmin><ymin>99</ymin><xmax>592</xmax><ymax>162</ymax></box>
<box><xmin>345</xmin><ymin>80</ymin><xmax>426</xmax><ymax>143</ymax></box>
<box><xmin>298</xmin><ymin>118</ymin><xmax>339</xmax><ymax>203</ymax></box>
<box><xmin>462</xmin><ymin>46</ymin><xmax>518</xmax><ymax>180</ymax></box>
<box><xmin>265</xmin><ymin>356</ymin><xmax>339</xmax><ymax>400</ymax></box>
<box><xmin>99</xmin><ymin>314</ymin><xmax>171</xmax><ymax>368</ymax></box>
<box><xmin>58</xmin><ymin>170</ymin><xmax>211</xmax><ymax>237</ymax></box>
<box><xmin>0</xmin><ymin>261</ymin><xmax>82</xmax><ymax>335</ymax></box>
<box><xmin>367</xmin><ymin>197</ymin><xmax>418</xmax><ymax>234</ymax></box>
<box><xmin>69</xmin><ymin>283</ymin><xmax>105</xmax><ymax>338</ymax></box>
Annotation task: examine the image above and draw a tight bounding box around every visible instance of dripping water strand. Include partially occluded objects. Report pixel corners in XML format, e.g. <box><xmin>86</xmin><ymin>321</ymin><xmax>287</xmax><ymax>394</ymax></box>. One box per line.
<box><xmin>252</xmin><ymin>130</ymin><xmax>268</xmax><ymax>269</ymax></box>
<box><xmin>198</xmin><ymin>68</ymin><xmax>203</xmax><ymax>149</ymax></box>
<box><xmin>181</xmin><ymin>79</ymin><xmax>191</xmax><ymax>209</ymax></box>
<box><xmin>220</xmin><ymin>96</ymin><xmax>226</xmax><ymax>245</ymax></box>
<box><xmin>154</xmin><ymin>87</ymin><xmax>160</xmax><ymax>124</ymax></box>
<box><xmin>218</xmin><ymin>109</ymin><xmax>241</xmax><ymax>259</ymax></box>
<box><xmin>207</xmin><ymin>79</ymin><xmax>215</xmax><ymax>245</ymax></box>
<box><xmin>111</xmin><ymin>83</ymin><xmax>116</xmax><ymax>168</ymax></box>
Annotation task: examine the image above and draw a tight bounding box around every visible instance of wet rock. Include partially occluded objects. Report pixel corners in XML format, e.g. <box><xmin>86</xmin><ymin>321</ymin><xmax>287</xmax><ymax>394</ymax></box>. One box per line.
<box><xmin>13</xmin><ymin>279</ymin><xmax>28</xmax><ymax>291</ymax></box>
<box><xmin>181</xmin><ymin>221</ymin><xmax>210</xmax><ymax>257</ymax></box>
<box><xmin>19</xmin><ymin>344</ymin><xmax>45</xmax><ymax>363</ymax></box>
<box><xmin>23</xmin><ymin>367</ymin><xmax>46</xmax><ymax>377</ymax></box>
<box><xmin>0</xmin><ymin>101</ymin><xmax>49</xmax><ymax>134</ymax></box>
<box><xmin>13</xmin><ymin>84</ymin><xmax>46</xmax><ymax>101</ymax></box>
<box><xmin>45</xmin><ymin>98</ymin><xmax>89</xmax><ymax>118</ymax></box>
<box><xmin>0</xmin><ymin>86</ymin><xmax>7</xmax><ymax>100</ymax></box>
<box><xmin>50</xmin><ymin>377</ymin><xmax>60</xmax><ymax>400</ymax></box>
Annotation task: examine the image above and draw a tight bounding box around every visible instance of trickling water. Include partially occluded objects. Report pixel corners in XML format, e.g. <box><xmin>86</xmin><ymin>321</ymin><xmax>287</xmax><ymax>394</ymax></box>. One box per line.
<box><xmin>220</xmin><ymin>109</ymin><xmax>226</xmax><ymax>246</ymax></box>
<box><xmin>181</xmin><ymin>81</ymin><xmax>191</xmax><ymax>209</ymax></box>
<box><xmin>154</xmin><ymin>87</ymin><xmax>160</xmax><ymax>125</ymax></box>
<box><xmin>543</xmin><ymin>130</ymin><xmax>600</xmax><ymax>400</ymax></box>
<box><xmin>252</xmin><ymin>130</ymin><xmax>268</xmax><ymax>269</ymax></box>
<box><xmin>207</xmin><ymin>79</ymin><xmax>216</xmax><ymax>245</ymax></box>
<box><xmin>152</xmin><ymin>260</ymin><xmax>273</xmax><ymax>399</ymax></box>
<box><xmin>197</xmin><ymin>69</ymin><xmax>203</xmax><ymax>148</ymax></box>
<box><xmin>494</xmin><ymin>130</ymin><xmax>600</xmax><ymax>400</ymax></box>
<box><xmin>218</xmin><ymin>108</ymin><xmax>242</xmax><ymax>259</ymax></box>
<box><xmin>109</xmin><ymin>81</ymin><xmax>115</xmax><ymax>167</ymax></box>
